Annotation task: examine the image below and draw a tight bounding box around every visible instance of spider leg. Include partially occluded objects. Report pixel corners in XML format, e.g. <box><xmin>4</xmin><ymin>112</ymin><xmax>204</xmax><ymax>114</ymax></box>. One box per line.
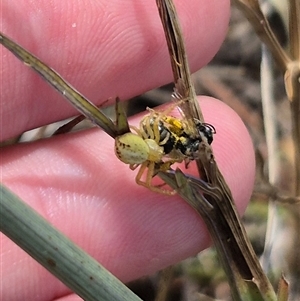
<box><xmin>130</xmin><ymin>163</ymin><xmax>140</xmax><ymax>171</ymax></box>
<box><xmin>135</xmin><ymin>162</ymin><xmax>150</xmax><ymax>187</ymax></box>
<box><xmin>129</xmin><ymin>125</ymin><xmax>141</xmax><ymax>135</ymax></box>
<box><xmin>135</xmin><ymin>161</ymin><xmax>176</xmax><ymax>195</ymax></box>
<box><xmin>145</xmin><ymin>113</ymin><xmax>155</xmax><ymax>140</ymax></box>
<box><xmin>152</xmin><ymin>114</ymin><xmax>162</xmax><ymax>144</ymax></box>
<box><xmin>145</xmin><ymin>161</ymin><xmax>155</xmax><ymax>189</ymax></box>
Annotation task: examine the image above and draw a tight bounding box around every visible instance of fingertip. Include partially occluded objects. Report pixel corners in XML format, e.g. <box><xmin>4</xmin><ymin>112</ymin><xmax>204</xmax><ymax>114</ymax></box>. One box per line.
<box><xmin>0</xmin><ymin>96</ymin><xmax>256</xmax><ymax>290</ymax></box>
<box><xmin>1</xmin><ymin>0</ymin><xmax>230</xmax><ymax>140</ymax></box>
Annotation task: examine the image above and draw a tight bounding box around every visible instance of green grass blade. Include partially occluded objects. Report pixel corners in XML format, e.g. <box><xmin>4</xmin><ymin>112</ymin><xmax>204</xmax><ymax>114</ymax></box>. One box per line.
<box><xmin>0</xmin><ymin>183</ymin><xmax>142</xmax><ymax>301</ymax></box>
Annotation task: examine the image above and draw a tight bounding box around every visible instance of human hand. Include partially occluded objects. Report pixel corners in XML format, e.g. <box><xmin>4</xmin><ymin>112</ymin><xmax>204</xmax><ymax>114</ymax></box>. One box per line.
<box><xmin>1</xmin><ymin>1</ymin><xmax>255</xmax><ymax>300</ymax></box>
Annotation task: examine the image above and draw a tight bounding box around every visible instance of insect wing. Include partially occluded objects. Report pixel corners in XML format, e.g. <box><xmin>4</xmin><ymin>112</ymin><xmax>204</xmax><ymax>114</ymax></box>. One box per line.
<box><xmin>172</xmin><ymin>79</ymin><xmax>199</xmax><ymax>138</ymax></box>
